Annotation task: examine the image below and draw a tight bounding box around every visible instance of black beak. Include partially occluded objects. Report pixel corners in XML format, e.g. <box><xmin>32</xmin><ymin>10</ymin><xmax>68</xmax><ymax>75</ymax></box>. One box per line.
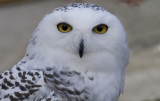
<box><xmin>79</xmin><ymin>39</ymin><xmax>84</xmax><ymax>58</ymax></box>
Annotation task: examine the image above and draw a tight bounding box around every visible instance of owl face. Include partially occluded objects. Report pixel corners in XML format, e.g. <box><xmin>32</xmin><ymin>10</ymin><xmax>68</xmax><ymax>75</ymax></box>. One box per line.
<box><xmin>32</xmin><ymin>4</ymin><xmax>128</xmax><ymax>60</ymax></box>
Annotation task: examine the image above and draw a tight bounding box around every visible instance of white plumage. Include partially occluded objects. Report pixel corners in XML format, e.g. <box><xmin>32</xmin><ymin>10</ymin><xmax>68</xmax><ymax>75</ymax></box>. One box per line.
<box><xmin>0</xmin><ymin>3</ymin><xmax>129</xmax><ymax>101</ymax></box>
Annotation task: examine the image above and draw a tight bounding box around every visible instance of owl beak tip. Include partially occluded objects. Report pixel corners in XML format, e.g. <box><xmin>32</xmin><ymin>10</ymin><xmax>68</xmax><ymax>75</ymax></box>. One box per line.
<box><xmin>79</xmin><ymin>39</ymin><xmax>84</xmax><ymax>58</ymax></box>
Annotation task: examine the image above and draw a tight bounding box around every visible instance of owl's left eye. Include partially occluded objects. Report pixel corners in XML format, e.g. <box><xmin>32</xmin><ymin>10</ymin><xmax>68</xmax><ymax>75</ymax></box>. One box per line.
<box><xmin>93</xmin><ymin>24</ymin><xmax>108</xmax><ymax>34</ymax></box>
<box><xmin>57</xmin><ymin>23</ymin><xmax>72</xmax><ymax>33</ymax></box>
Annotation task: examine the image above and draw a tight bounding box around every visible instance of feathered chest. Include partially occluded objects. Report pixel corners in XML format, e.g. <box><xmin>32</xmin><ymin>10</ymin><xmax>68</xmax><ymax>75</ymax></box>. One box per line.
<box><xmin>0</xmin><ymin>65</ymin><xmax>94</xmax><ymax>101</ymax></box>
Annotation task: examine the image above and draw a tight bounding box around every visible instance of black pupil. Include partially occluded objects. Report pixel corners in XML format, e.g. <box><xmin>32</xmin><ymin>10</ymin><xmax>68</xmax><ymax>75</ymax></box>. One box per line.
<box><xmin>97</xmin><ymin>26</ymin><xmax>103</xmax><ymax>32</ymax></box>
<box><xmin>62</xmin><ymin>24</ymin><xmax>68</xmax><ymax>30</ymax></box>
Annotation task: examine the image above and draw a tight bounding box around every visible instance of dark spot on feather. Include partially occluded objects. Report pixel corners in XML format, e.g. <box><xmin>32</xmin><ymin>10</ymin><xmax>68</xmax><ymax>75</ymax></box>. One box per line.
<box><xmin>35</xmin><ymin>72</ymin><xmax>39</xmax><ymax>76</ymax></box>
<box><xmin>23</xmin><ymin>71</ymin><xmax>26</xmax><ymax>75</ymax></box>
<box><xmin>74</xmin><ymin>88</ymin><xmax>81</xmax><ymax>95</ymax></box>
<box><xmin>54</xmin><ymin>79</ymin><xmax>61</xmax><ymax>85</ymax></box>
<box><xmin>19</xmin><ymin>97</ymin><xmax>25</xmax><ymax>100</ymax></box>
<box><xmin>7</xmin><ymin>81</ymin><xmax>14</xmax><ymax>87</ymax></box>
<box><xmin>46</xmin><ymin>98</ymin><xmax>51</xmax><ymax>101</ymax></box>
<box><xmin>14</xmin><ymin>92</ymin><xmax>23</xmax><ymax>97</ymax></box>
<box><xmin>27</xmin><ymin>80</ymin><xmax>34</xmax><ymax>85</ymax></box>
<box><xmin>52</xmin><ymin>93</ymin><xmax>56</xmax><ymax>96</ymax></box>
<box><xmin>60</xmin><ymin>71</ymin><xmax>66</xmax><ymax>75</ymax></box>
<box><xmin>27</xmin><ymin>72</ymin><xmax>34</xmax><ymax>77</ymax></box>
<box><xmin>32</xmin><ymin>77</ymin><xmax>36</xmax><ymax>81</ymax></box>
<box><xmin>18</xmin><ymin>72</ymin><xmax>22</xmax><ymax>77</ymax></box>
<box><xmin>80</xmin><ymin>99</ymin><xmax>85</xmax><ymax>101</ymax></box>
<box><xmin>21</xmin><ymin>79</ymin><xmax>27</xmax><ymax>83</ymax></box>
<box><xmin>4</xmin><ymin>94</ymin><xmax>9</xmax><ymax>98</ymax></box>
<box><xmin>15</xmin><ymin>81</ymin><xmax>19</xmax><ymax>87</ymax></box>
<box><xmin>9</xmin><ymin>95</ymin><xmax>19</xmax><ymax>101</ymax></box>
<box><xmin>44</xmin><ymin>78</ymin><xmax>47</xmax><ymax>83</ymax></box>
<box><xmin>53</xmin><ymin>72</ymin><xmax>59</xmax><ymax>78</ymax></box>
<box><xmin>29</xmin><ymin>89</ymin><xmax>39</xmax><ymax>94</ymax></box>
<box><xmin>55</xmin><ymin>85</ymin><xmax>65</xmax><ymax>91</ymax></box>
<box><xmin>24</xmin><ymin>93</ymin><xmax>30</xmax><ymax>98</ymax></box>
<box><xmin>9</xmin><ymin>75</ymin><xmax>15</xmax><ymax>80</ymax></box>
<box><xmin>61</xmin><ymin>70</ymin><xmax>74</xmax><ymax>77</ymax></box>
<box><xmin>74</xmin><ymin>71</ymin><xmax>81</xmax><ymax>75</ymax></box>
<box><xmin>9</xmin><ymin>71</ymin><xmax>12</xmax><ymax>74</ymax></box>
<box><xmin>2</xmin><ymin>84</ymin><xmax>8</xmax><ymax>90</ymax></box>
<box><xmin>21</xmin><ymin>75</ymin><xmax>27</xmax><ymax>80</ymax></box>
<box><xmin>0</xmin><ymin>74</ymin><xmax>3</xmax><ymax>79</ymax></box>
<box><xmin>26</xmin><ymin>54</ymin><xmax>29</xmax><ymax>57</ymax></box>
<box><xmin>46</xmin><ymin>68</ymin><xmax>52</xmax><ymax>71</ymax></box>
<box><xmin>21</xmin><ymin>61</ymin><xmax>26</xmax><ymax>64</ymax></box>
<box><xmin>4</xmin><ymin>72</ymin><xmax>8</xmax><ymax>75</ymax></box>
<box><xmin>84</xmin><ymin>95</ymin><xmax>89</xmax><ymax>99</ymax></box>
<box><xmin>19</xmin><ymin>86</ymin><xmax>26</xmax><ymax>91</ymax></box>
<box><xmin>16</xmin><ymin>67</ymin><xmax>21</xmax><ymax>71</ymax></box>
<box><xmin>88</xmin><ymin>76</ymin><xmax>94</xmax><ymax>81</ymax></box>
<box><xmin>32</xmin><ymin>85</ymin><xmax>42</xmax><ymax>88</ymax></box>
<box><xmin>55</xmin><ymin>85</ymin><xmax>75</xmax><ymax>95</ymax></box>
<box><xmin>45</xmin><ymin>73</ymin><xmax>53</xmax><ymax>78</ymax></box>
<box><xmin>25</xmin><ymin>85</ymin><xmax>31</xmax><ymax>89</ymax></box>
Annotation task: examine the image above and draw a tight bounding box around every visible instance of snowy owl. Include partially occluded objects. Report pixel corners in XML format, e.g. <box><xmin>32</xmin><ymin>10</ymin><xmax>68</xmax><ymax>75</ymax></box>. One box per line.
<box><xmin>0</xmin><ymin>3</ymin><xmax>129</xmax><ymax>101</ymax></box>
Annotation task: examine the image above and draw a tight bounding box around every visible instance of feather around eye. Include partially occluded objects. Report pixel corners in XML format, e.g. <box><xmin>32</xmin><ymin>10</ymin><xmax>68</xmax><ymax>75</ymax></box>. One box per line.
<box><xmin>57</xmin><ymin>23</ymin><xmax>72</xmax><ymax>33</ymax></box>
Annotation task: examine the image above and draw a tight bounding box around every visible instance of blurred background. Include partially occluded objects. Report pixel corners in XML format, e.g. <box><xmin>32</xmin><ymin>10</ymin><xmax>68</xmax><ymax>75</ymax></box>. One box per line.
<box><xmin>0</xmin><ymin>0</ymin><xmax>160</xmax><ymax>101</ymax></box>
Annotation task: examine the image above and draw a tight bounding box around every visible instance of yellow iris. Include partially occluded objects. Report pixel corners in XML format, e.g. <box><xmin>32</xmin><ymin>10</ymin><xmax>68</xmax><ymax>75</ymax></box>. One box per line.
<box><xmin>93</xmin><ymin>24</ymin><xmax>108</xmax><ymax>34</ymax></box>
<box><xmin>57</xmin><ymin>23</ymin><xmax>72</xmax><ymax>33</ymax></box>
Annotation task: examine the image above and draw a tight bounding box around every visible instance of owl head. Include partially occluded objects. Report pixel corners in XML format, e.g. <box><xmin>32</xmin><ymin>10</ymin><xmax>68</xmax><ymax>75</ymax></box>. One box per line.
<box><xmin>25</xmin><ymin>3</ymin><xmax>129</xmax><ymax>72</ymax></box>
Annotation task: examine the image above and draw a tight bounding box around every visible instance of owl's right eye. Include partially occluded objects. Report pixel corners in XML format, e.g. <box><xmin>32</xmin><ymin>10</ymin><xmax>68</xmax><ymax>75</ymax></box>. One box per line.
<box><xmin>93</xmin><ymin>24</ymin><xmax>108</xmax><ymax>34</ymax></box>
<box><xmin>57</xmin><ymin>23</ymin><xmax>72</xmax><ymax>33</ymax></box>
